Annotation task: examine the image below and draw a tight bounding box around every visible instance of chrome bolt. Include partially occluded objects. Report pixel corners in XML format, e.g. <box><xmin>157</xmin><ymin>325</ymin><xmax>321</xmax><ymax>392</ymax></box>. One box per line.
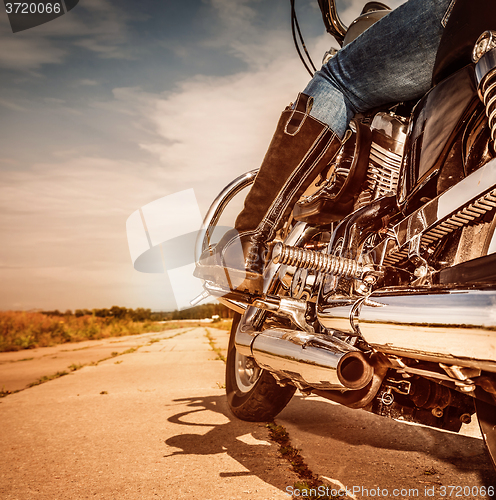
<box><xmin>414</xmin><ymin>266</ymin><xmax>428</xmax><ymax>278</ymax></box>
<box><xmin>431</xmin><ymin>407</ymin><xmax>444</xmax><ymax>418</ymax></box>
<box><xmin>456</xmin><ymin>382</ymin><xmax>476</xmax><ymax>393</ymax></box>
<box><xmin>473</xmin><ymin>30</ymin><xmax>496</xmax><ymax>63</ymax></box>
<box><xmin>363</xmin><ymin>274</ymin><xmax>377</xmax><ymax>284</ymax></box>
<box><xmin>380</xmin><ymin>392</ymin><xmax>394</xmax><ymax>406</ymax></box>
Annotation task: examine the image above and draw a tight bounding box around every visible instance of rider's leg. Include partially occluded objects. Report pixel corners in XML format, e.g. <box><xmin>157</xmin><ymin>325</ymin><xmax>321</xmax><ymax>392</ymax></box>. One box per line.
<box><xmin>195</xmin><ymin>0</ymin><xmax>453</xmax><ymax>294</ymax></box>
<box><xmin>195</xmin><ymin>92</ymin><xmax>343</xmax><ymax>294</ymax></box>
<box><xmin>305</xmin><ymin>0</ymin><xmax>453</xmax><ymax>137</ymax></box>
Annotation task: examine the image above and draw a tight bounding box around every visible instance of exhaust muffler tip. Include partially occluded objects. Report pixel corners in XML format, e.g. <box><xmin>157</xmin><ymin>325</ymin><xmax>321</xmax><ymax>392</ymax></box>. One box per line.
<box><xmin>337</xmin><ymin>351</ymin><xmax>374</xmax><ymax>390</ymax></box>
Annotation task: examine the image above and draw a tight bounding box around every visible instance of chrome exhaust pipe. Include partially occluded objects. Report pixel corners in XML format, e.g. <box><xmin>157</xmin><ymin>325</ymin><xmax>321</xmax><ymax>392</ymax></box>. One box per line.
<box><xmin>235</xmin><ymin>319</ymin><xmax>373</xmax><ymax>390</ymax></box>
<box><xmin>319</xmin><ymin>287</ymin><xmax>496</xmax><ymax>372</ymax></box>
<box><xmin>358</xmin><ymin>287</ymin><xmax>496</xmax><ymax>372</ymax></box>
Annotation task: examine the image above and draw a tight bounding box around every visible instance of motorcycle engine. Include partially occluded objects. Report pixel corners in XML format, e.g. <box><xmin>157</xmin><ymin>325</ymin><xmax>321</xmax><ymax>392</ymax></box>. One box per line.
<box><xmin>282</xmin><ymin>111</ymin><xmax>409</xmax><ymax>302</ymax></box>
<box><xmin>354</xmin><ymin>111</ymin><xmax>408</xmax><ymax>210</ymax></box>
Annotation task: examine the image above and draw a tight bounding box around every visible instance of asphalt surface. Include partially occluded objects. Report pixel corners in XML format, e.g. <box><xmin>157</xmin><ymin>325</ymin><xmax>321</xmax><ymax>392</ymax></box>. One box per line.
<box><xmin>0</xmin><ymin>327</ymin><xmax>298</xmax><ymax>499</ymax></box>
<box><xmin>1</xmin><ymin>327</ymin><xmax>495</xmax><ymax>499</ymax></box>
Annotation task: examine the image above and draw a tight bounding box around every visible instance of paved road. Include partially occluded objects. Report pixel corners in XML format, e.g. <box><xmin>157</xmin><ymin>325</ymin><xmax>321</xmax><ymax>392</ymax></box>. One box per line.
<box><xmin>1</xmin><ymin>327</ymin><xmax>495</xmax><ymax>499</ymax></box>
<box><xmin>0</xmin><ymin>328</ymin><xmax>298</xmax><ymax>500</ymax></box>
<box><xmin>279</xmin><ymin>397</ymin><xmax>496</xmax><ymax>499</ymax></box>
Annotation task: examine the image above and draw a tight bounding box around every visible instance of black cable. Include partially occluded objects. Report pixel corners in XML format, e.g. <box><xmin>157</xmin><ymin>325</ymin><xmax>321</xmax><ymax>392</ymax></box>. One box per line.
<box><xmin>290</xmin><ymin>0</ymin><xmax>312</xmax><ymax>76</ymax></box>
<box><xmin>294</xmin><ymin>3</ymin><xmax>317</xmax><ymax>72</ymax></box>
<box><xmin>290</xmin><ymin>0</ymin><xmax>317</xmax><ymax>77</ymax></box>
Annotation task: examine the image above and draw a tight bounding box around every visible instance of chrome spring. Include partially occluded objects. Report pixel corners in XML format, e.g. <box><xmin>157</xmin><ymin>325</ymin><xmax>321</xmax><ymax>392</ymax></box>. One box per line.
<box><xmin>272</xmin><ymin>242</ymin><xmax>363</xmax><ymax>279</ymax></box>
<box><xmin>480</xmin><ymin>68</ymin><xmax>496</xmax><ymax>144</ymax></box>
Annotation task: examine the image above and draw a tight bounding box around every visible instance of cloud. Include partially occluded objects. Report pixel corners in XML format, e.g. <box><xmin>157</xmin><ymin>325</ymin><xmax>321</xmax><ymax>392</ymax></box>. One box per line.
<box><xmin>0</xmin><ymin>98</ymin><xmax>29</xmax><ymax>112</ymax></box>
<box><xmin>2</xmin><ymin>0</ymin><xmax>401</xmax><ymax>310</ymax></box>
<box><xmin>0</xmin><ymin>0</ymin><xmax>135</xmax><ymax>71</ymax></box>
<box><xmin>108</xmin><ymin>9</ymin><xmax>331</xmax><ymax>211</ymax></box>
<box><xmin>0</xmin><ymin>155</ymin><xmax>174</xmax><ymax>309</ymax></box>
<box><xmin>0</xmin><ymin>31</ymin><xmax>66</xmax><ymax>70</ymax></box>
<box><xmin>79</xmin><ymin>79</ymin><xmax>99</xmax><ymax>86</ymax></box>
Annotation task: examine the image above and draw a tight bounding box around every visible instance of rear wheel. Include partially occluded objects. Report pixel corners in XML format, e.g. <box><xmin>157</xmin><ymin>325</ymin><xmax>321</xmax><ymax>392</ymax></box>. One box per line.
<box><xmin>475</xmin><ymin>398</ymin><xmax>496</xmax><ymax>470</ymax></box>
<box><xmin>225</xmin><ymin>313</ymin><xmax>296</xmax><ymax>421</ymax></box>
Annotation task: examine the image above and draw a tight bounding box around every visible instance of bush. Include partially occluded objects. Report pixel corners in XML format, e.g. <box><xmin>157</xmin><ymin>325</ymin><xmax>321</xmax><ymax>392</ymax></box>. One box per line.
<box><xmin>0</xmin><ymin>311</ymin><xmax>164</xmax><ymax>352</ymax></box>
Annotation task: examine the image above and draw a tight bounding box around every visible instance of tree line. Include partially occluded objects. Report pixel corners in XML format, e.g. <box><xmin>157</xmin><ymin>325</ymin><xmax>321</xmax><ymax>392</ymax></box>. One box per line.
<box><xmin>40</xmin><ymin>303</ymin><xmax>234</xmax><ymax>321</ymax></box>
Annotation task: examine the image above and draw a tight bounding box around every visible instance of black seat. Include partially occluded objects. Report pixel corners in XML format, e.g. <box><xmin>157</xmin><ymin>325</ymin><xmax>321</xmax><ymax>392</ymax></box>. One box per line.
<box><xmin>432</xmin><ymin>0</ymin><xmax>496</xmax><ymax>86</ymax></box>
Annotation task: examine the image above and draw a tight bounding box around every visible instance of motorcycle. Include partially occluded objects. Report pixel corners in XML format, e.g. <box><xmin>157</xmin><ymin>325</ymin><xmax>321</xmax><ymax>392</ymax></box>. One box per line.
<box><xmin>194</xmin><ymin>0</ymin><xmax>496</xmax><ymax>470</ymax></box>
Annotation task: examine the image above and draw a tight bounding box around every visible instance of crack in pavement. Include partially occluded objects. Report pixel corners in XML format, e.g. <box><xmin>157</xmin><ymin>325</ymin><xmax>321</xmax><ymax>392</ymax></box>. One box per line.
<box><xmin>0</xmin><ymin>329</ymin><xmax>195</xmax><ymax>397</ymax></box>
<box><xmin>203</xmin><ymin>326</ymin><xmax>331</xmax><ymax>499</ymax></box>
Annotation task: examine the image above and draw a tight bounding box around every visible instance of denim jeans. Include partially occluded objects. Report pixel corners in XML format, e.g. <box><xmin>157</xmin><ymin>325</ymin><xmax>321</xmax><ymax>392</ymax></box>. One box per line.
<box><xmin>304</xmin><ymin>0</ymin><xmax>454</xmax><ymax>138</ymax></box>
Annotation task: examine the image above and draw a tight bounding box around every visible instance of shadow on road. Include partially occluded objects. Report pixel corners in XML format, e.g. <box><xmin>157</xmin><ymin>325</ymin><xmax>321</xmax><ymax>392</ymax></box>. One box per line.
<box><xmin>281</xmin><ymin>395</ymin><xmax>496</xmax><ymax>487</ymax></box>
<box><xmin>163</xmin><ymin>395</ymin><xmax>291</xmax><ymax>490</ymax></box>
<box><xmin>163</xmin><ymin>393</ymin><xmax>496</xmax><ymax>492</ymax></box>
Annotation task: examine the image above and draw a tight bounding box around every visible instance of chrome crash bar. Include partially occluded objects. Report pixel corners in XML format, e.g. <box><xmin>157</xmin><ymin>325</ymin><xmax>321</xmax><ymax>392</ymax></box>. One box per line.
<box><xmin>194</xmin><ymin>169</ymin><xmax>258</xmax><ymax>262</ymax></box>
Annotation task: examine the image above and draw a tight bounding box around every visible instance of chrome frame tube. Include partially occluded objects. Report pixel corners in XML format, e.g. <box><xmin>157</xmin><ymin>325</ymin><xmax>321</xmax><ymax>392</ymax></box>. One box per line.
<box><xmin>194</xmin><ymin>169</ymin><xmax>258</xmax><ymax>262</ymax></box>
<box><xmin>475</xmin><ymin>47</ymin><xmax>496</xmax><ymax>89</ymax></box>
<box><xmin>322</xmin><ymin>0</ymin><xmax>347</xmax><ymax>46</ymax></box>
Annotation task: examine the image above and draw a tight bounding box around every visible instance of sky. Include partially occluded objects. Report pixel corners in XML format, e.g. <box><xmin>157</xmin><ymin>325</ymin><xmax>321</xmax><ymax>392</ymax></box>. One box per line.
<box><xmin>0</xmin><ymin>0</ymin><xmax>405</xmax><ymax>312</ymax></box>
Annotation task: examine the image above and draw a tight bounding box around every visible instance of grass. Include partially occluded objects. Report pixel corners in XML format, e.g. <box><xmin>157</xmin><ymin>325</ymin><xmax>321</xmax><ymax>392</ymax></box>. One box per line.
<box><xmin>0</xmin><ymin>386</ymin><xmax>14</xmax><ymax>397</ymax></box>
<box><xmin>68</xmin><ymin>363</ymin><xmax>84</xmax><ymax>372</ymax></box>
<box><xmin>208</xmin><ymin>319</ymin><xmax>233</xmax><ymax>331</ymax></box>
<box><xmin>204</xmin><ymin>329</ymin><xmax>226</xmax><ymax>362</ymax></box>
<box><xmin>27</xmin><ymin>370</ymin><xmax>69</xmax><ymax>388</ymax></box>
<box><xmin>119</xmin><ymin>347</ymin><xmax>138</xmax><ymax>355</ymax></box>
<box><xmin>0</xmin><ymin>311</ymin><xmax>202</xmax><ymax>352</ymax></box>
<box><xmin>266</xmin><ymin>422</ymin><xmax>336</xmax><ymax>500</ymax></box>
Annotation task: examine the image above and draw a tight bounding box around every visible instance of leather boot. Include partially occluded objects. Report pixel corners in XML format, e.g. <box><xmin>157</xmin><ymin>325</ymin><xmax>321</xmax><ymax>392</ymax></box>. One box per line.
<box><xmin>194</xmin><ymin>93</ymin><xmax>342</xmax><ymax>294</ymax></box>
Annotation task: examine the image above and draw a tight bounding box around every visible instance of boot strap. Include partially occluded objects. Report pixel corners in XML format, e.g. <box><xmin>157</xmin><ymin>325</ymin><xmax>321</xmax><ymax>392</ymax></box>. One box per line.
<box><xmin>286</xmin><ymin>93</ymin><xmax>314</xmax><ymax>136</ymax></box>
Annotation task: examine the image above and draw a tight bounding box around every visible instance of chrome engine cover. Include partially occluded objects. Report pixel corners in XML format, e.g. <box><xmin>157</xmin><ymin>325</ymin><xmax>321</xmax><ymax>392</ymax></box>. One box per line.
<box><xmin>355</xmin><ymin>112</ymin><xmax>408</xmax><ymax>210</ymax></box>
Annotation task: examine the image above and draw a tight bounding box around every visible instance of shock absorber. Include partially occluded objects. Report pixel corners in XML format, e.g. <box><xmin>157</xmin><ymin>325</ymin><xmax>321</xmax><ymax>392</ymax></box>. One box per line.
<box><xmin>272</xmin><ymin>242</ymin><xmax>363</xmax><ymax>279</ymax></box>
<box><xmin>473</xmin><ymin>31</ymin><xmax>496</xmax><ymax>145</ymax></box>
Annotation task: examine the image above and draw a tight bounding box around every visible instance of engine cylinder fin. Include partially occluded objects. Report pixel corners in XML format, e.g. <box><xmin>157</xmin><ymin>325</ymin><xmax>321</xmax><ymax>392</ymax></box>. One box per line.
<box><xmin>369</xmin><ymin>143</ymin><xmax>403</xmax><ymax>164</ymax></box>
<box><xmin>367</xmin><ymin>141</ymin><xmax>403</xmax><ymax>199</ymax></box>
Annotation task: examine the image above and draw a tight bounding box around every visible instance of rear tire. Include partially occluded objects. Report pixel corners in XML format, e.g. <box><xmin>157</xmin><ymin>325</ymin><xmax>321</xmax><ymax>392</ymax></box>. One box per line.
<box><xmin>225</xmin><ymin>313</ymin><xmax>296</xmax><ymax>421</ymax></box>
<box><xmin>475</xmin><ymin>398</ymin><xmax>496</xmax><ymax>470</ymax></box>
